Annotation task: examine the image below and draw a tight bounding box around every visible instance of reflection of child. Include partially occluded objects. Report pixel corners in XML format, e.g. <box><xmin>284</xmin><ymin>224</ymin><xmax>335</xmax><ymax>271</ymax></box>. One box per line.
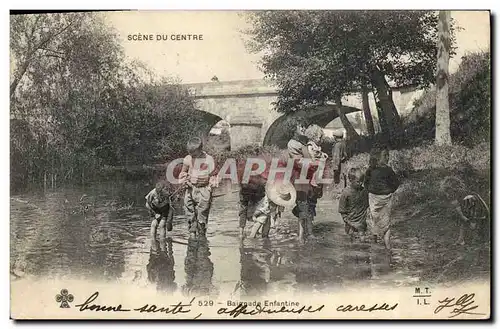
<box><xmin>183</xmin><ymin>238</ymin><xmax>214</xmax><ymax>297</ymax></box>
<box><xmin>439</xmin><ymin>176</ymin><xmax>490</xmax><ymax>245</ymax></box>
<box><xmin>145</xmin><ymin>180</ymin><xmax>174</xmax><ymax>239</ymax></box>
<box><xmin>338</xmin><ymin>168</ymin><xmax>369</xmax><ymax>239</ymax></box>
<box><xmin>147</xmin><ymin>237</ymin><xmax>177</xmax><ymax>293</ymax></box>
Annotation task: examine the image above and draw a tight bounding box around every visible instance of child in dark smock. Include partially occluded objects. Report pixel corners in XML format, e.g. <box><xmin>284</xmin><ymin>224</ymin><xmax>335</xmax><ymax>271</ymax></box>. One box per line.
<box><xmin>338</xmin><ymin>168</ymin><xmax>369</xmax><ymax>240</ymax></box>
<box><xmin>364</xmin><ymin>148</ymin><xmax>400</xmax><ymax>249</ymax></box>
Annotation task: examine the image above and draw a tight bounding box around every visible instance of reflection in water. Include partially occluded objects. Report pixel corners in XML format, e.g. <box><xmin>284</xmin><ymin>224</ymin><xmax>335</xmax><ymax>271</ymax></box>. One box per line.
<box><xmin>237</xmin><ymin>240</ymin><xmax>273</xmax><ymax>298</ymax></box>
<box><xmin>369</xmin><ymin>245</ymin><xmax>392</xmax><ymax>280</ymax></box>
<box><xmin>147</xmin><ymin>237</ymin><xmax>177</xmax><ymax>293</ymax></box>
<box><xmin>12</xmin><ymin>181</ymin><xmax>475</xmax><ymax>295</ymax></box>
<box><xmin>10</xmin><ymin>183</ymin><xmax>149</xmax><ymax>281</ymax></box>
<box><xmin>183</xmin><ymin>238</ymin><xmax>215</xmax><ymax>297</ymax></box>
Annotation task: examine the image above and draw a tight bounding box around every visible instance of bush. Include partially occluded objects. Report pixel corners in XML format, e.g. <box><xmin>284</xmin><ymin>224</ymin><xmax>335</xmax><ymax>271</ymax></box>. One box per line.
<box><xmin>345</xmin><ymin>142</ymin><xmax>490</xmax><ymax>177</ymax></box>
<box><xmin>405</xmin><ymin>51</ymin><xmax>491</xmax><ymax>146</ymax></box>
<box><xmin>345</xmin><ymin>142</ymin><xmax>491</xmax><ymax>221</ymax></box>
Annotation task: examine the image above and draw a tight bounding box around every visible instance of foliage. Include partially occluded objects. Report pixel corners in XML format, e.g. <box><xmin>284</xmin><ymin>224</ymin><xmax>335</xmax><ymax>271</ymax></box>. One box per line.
<box><xmin>405</xmin><ymin>51</ymin><xmax>491</xmax><ymax>146</ymax></box>
<box><xmin>345</xmin><ymin>141</ymin><xmax>490</xmax><ymax>177</ymax></box>
<box><xmin>10</xmin><ymin>13</ymin><xmax>207</xmax><ymax>191</ymax></box>
<box><xmin>245</xmin><ymin>11</ymin><xmax>457</xmax><ymax>110</ymax></box>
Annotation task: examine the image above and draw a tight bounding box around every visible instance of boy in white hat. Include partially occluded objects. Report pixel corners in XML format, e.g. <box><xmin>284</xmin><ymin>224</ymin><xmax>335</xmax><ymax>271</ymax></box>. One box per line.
<box><xmin>247</xmin><ymin>180</ymin><xmax>296</xmax><ymax>239</ymax></box>
<box><xmin>238</xmin><ymin>163</ymin><xmax>296</xmax><ymax>240</ymax></box>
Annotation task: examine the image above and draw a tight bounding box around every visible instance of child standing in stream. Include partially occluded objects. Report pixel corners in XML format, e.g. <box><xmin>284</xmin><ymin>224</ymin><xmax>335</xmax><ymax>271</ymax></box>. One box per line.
<box><xmin>364</xmin><ymin>147</ymin><xmax>400</xmax><ymax>249</ymax></box>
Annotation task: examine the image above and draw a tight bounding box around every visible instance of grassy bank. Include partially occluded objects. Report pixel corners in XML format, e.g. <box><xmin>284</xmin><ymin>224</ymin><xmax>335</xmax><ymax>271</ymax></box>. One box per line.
<box><xmin>343</xmin><ymin>142</ymin><xmax>491</xmax><ymax>284</ymax></box>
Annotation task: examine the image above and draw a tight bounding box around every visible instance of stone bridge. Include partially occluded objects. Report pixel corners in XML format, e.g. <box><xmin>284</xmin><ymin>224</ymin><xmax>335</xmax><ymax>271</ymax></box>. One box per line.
<box><xmin>185</xmin><ymin>79</ymin><xmax>421</xmax><ymax>150</ymax></box>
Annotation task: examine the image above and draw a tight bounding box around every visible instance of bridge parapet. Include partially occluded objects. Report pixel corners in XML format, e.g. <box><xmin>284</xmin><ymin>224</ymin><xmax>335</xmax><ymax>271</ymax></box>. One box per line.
<box><xmin>186</xmin><ymin>79</ymin><xmax>278</xmax><ymax>98</ymax></box>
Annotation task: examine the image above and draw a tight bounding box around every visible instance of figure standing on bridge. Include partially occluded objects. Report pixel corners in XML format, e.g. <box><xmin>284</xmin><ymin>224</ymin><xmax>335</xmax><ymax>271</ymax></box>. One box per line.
<box><xmin>179</xmin><ymin>137</ymin><xmax>218</xmax><ymax>239</ymax></box>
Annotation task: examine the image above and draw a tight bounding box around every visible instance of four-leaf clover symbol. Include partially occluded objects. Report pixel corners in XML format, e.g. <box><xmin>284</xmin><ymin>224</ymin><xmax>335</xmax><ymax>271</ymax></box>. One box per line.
<box><xmin>55</xmin><ymin>289</ymin><xmax>74</xmax><ymax>308</ymax></box>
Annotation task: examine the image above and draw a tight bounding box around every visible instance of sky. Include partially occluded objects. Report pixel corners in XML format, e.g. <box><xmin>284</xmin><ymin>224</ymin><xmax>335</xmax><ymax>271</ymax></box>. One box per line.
<box><xmin>104</xmin><ymin>10</ymin><xmax>490</xmax><ymax>84</ymax></box>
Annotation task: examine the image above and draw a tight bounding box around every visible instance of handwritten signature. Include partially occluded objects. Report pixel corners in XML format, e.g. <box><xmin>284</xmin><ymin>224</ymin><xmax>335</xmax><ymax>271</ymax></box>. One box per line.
<box><xmin>434</xmin><ymin>293</ymin><xmax>486</xmax><ymax>318</ymax></box>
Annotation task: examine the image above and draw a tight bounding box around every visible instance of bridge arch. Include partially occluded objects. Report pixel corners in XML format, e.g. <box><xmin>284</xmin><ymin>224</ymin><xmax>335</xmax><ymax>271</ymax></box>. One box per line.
<box><xmin>263</xmin><ymin>105</ymin><xmax>362</xmax><ymax>149</ymax></box>
<box><xmin>184</xmin><ymin>79</ymin><xmax>418</xmax><ymax>150</ymax></box>
<box><xmin>191</xmin><ymin>110</ymin><xmax>232</xmax><ymax>151</ymax></box>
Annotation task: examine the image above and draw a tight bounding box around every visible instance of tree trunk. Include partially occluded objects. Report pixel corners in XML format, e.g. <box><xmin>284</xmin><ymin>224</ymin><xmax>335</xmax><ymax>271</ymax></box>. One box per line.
<box><xmin>10</xmin><ymin>58</ymin><xmax>32</xmax><ymax>100</ymax></box>
<box><xmin>334</xmin><ymin>96</ymin><xmax>360</xmax><ymax>140</ymax></box>
<box><xmin>361</xmin><ymin>83</ymin><xmax>375</xmax><ymax>135</ymax></box>
<box><xmin>370</xmin><ymin>68</ymin><xmax>403</xmax><ymax>145</ymax></box>
<box><xmin>435</xmin><ymin>11</ymin><xmax>452</xmax><ymax>145</ymax></box>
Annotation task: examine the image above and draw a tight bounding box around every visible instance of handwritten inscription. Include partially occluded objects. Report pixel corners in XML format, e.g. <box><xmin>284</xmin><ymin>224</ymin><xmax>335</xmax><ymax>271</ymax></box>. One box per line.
<box><xmin>336</xmin><ymin>303</ymin><xmax>398</xmax><ymax>312</ymax></box>
<box><xmin>217</xmin><ymin>303</ymin><xmax>325</xmax><ymax>318</ymax></box>
<box><xmin>72</xmin><ymin>291</ymin><xmax>404</xmax><ymax>319</ymax></box>
<box><xmin>75</xmin><ymin>292</ymin><xmax>131</xmax><ymax>312</ymax></box>
<box><xmin>74</xmin><ymin>292</ymin><xmax>201</xmax><ymax>318</ymax></box>
<box><xmin>434</xmin><ymin>293</ymin><xmax>486</xmax><ymax>318</ymax></box>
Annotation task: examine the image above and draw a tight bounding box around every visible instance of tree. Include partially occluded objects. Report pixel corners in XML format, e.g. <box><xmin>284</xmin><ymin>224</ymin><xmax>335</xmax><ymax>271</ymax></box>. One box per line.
<box><xmin>435</xmin><ymin>11</ymin><xmax>452</xmax><ymax>145</ymax></box>
<box><xmin>361</xmin><ymin>82</ymin><xmax>375</xmax><ymax>135</ymax></box>
<box><xmin>245</xmin><ymin>11</ymin><xmax>457</xmax><ymax>145</ymax></box>
<box><xmin>10</xmin><ymin>12</ymin><xmax>203</xmax><ymax>189</ymax></box>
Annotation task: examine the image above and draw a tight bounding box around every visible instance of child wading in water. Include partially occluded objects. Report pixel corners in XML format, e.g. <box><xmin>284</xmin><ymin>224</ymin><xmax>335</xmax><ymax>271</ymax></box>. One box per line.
<box><xmin>287</xmin><ymin>118</ymin><xmax>315</xmax><ymax>243</ymax></box>
<box><xmin>237</xmin><ymin>154</ymin><xmax>293</xmax><ymax>239</ymax></box>
<box><xmin>439</xmin><ymin>176</ymin><xmax>490</xmax><ymax>245</ymax></box>
<box><xmin>303</xmin><ymin>124</ymin><xmax>328</xmax><ymax>219</ymax></box>
<box><xmin>179</xmin><ymin>137</ymin><xmax>218</xmax><ymax>239</ymax></box>
<box><xmin>364</xmin><ymin>147</ymin><xmax>400</xmax><ymax>249</ymax></box>
<box><xmin>145</xmin><ymin>180</ymin><xmax>175</xmax><ymax>239</ymax></box>
<box><xmin>338</xmin><ymin>167</ymin><xmax>369</xmax><ymax>240</ymax></box>
<box><xmin>238</xmin><ymin>178</ymin><xmax>294</xmax><ymax>239</ymax></box>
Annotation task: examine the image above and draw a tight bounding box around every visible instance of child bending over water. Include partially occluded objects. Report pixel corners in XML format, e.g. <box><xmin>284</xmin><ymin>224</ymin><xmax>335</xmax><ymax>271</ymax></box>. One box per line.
<box><xmin>439</xmin><ymin>176</ymin><xmax>490</xmax><ymax>245</ymax></box>
<box><xmin>145</xmin><ymin>180</ymin><xmax>175</xmax><ymax>239</ymax></box>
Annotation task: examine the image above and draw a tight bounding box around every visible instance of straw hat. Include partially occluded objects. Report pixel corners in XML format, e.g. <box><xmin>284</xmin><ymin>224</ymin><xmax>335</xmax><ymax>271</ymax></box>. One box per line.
<box><xmin>265</xmin><ymin>180</ymin><xmax>296</xmax><ymax>207</ymax></box>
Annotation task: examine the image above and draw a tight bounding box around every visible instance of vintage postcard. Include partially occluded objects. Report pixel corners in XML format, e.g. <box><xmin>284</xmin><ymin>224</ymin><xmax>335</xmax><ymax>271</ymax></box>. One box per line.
<box><xmin>10</xmin><ymin>10</ymin><xmax>491</xmax><ymax>320</ymax></box>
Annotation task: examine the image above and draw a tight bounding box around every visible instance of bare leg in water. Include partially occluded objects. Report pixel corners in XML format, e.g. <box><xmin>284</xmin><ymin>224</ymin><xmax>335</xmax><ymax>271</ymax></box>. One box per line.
<box><xmin>455</xmin><ymin>222</ymin><xmax>466</xmax><ymax>245</ymax></box>
<box><xmin>261</xmin><ymin>218</ymin><xmax>271</xmax><ymax>238</ymax></box>
<box><xmin>383</xmin><ymin>229</ymin><xmax>391</xmax><ymax>249</ymax></box>
<box><xmin>158</xmin><ymin>218</ymin><xmax>167</xmax><ymax>240</ymax></box>
<box><xmin>150</xmin><ymin>217</ymin><xmax>159</xmax><ymax>240</ymax></box>
<box><xmin>249</xmin><ymin>215</ymin><xmax>270</xmax><ymax>238</ymax></box>
<box><xmin>249</xmin><ymin>222</ymin><xmax>261</xmax><ymax>238</ymax></box>
<box><xmin>298</xmin><ymin>219</ymin><xmax>306</xmax><ymax>244</ymax></box>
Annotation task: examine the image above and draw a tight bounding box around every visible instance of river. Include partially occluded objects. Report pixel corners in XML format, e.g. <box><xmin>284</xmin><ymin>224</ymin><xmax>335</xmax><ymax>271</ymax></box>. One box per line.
<box><xmin>10</xmin><ymin>180</ymin><xmax>489</xmax><ymax>300</ymax></box>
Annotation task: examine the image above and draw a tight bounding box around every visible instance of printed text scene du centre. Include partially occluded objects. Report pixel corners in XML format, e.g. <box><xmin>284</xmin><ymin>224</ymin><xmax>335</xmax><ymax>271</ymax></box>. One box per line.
<box><xmin>128</xmin><ymin>34</ymin><xmax>204</xmax><ymax>41</ymax></box>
